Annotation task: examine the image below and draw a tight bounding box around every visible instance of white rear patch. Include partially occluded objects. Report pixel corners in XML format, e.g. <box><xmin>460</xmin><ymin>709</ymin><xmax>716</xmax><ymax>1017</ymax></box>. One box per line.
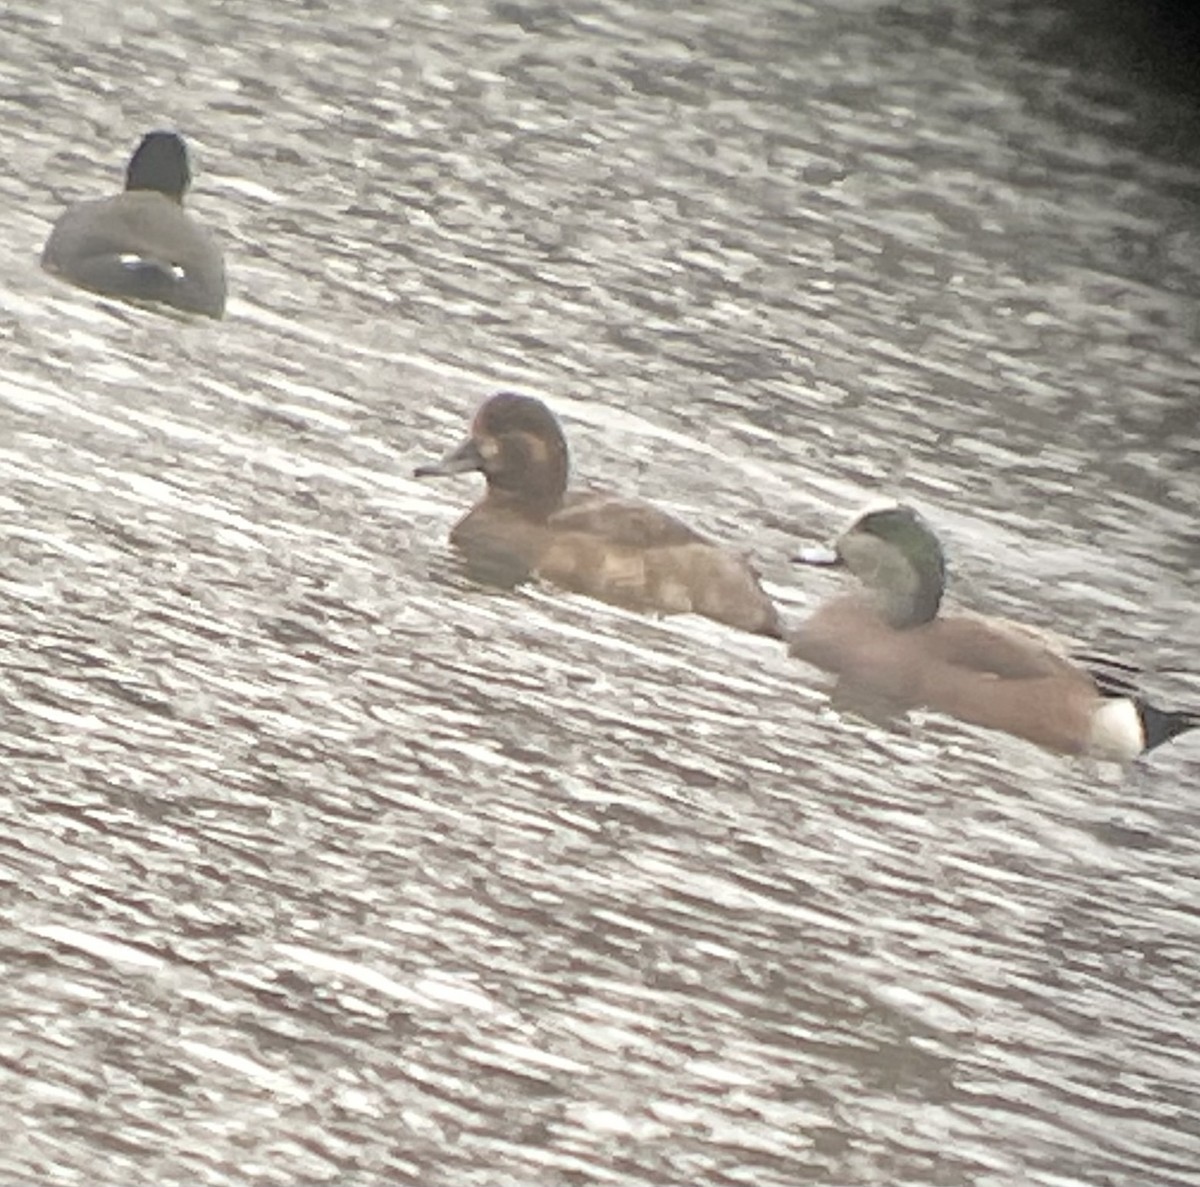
<box><xmin>1087</xmin><ymin>698</ymin><xmax>1145</xmax><ymax>764</ymax></box>
<box><xmin>117</xmin><ymin>254</ymin><xmax>184</xmax><ymax>280</ymax></box>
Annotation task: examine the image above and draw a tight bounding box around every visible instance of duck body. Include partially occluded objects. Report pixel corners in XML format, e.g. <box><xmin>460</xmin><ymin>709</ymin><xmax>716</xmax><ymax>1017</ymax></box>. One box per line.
<box><xmin>791</xmin><ymin>504</ymin><xmax>1197</xmax><ymax>763</ymax></box>
<box><xmin>418</xmin><ymin>392</ymin><xmax>782</xmax><ymax>638</ymax></box>
<box><xmin>792</xmin><ymin>596</ymin><xmax>1136</xmax><ymax>760</ymax></box>
<box><xmin>41</xmin><ymin>131</ymin><xmax>226</xmax><ymax>318</ymax></box>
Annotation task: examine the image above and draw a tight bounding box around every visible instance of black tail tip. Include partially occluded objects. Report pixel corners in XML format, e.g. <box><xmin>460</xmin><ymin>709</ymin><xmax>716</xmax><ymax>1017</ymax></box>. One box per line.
<box><xmin>1139</xmin><ymin>702</ymin><xmax>1200</xmax><ymax>753</ymax></box>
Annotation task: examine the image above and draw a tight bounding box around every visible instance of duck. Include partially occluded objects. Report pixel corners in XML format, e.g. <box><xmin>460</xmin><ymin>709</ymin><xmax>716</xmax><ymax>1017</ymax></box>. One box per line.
<box><xmin>41</xmin><ymin>130</ymin><xmax>226</xmax><ymax>318</ymax></box>
<box><xmin>789</xmin><ymin>502</ymin><xmax>1198</xmax><ymax>763</ymax></box>
<box><xmin>416</xmin><ymin>392</ymin><xmax>783</xmax><ymax>638</ymax></box>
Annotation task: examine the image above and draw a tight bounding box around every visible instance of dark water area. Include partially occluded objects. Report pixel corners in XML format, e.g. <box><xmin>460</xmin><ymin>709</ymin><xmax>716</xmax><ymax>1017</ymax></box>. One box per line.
<box><xmin>1</xmin><ymin>1</ymin><xmax>1199</xmax><ymax>1184</ymax></box>
<box><xmin>1078</xmin><ymin>0</ymin><xmax>1200</xmax><ymax>91</ymax></box>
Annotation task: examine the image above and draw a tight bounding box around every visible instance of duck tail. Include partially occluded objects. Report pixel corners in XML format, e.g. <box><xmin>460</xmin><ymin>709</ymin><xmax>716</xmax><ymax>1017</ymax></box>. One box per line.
<box><xmin>1138</xmin><ymin>702</ymin><xmax>1200</xmax><ymax>753</ymax></box>
<box><xmin>759</xmin><ymin>603</ymin><xmax>786</xmax><ymax>642</ymax></box>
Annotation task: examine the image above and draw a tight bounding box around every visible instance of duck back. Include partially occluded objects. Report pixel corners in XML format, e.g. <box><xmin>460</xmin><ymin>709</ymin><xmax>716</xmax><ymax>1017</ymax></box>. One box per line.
<box><xmin>545</xmin><ymin>492</ymin><xmax>781</xmax><ymax>636</ymax></box>
<box><xmin>791</xmin><ymin>597</ymin><xmax>1102</xmax><ymax>754</ymax></box>
<box><xmin>42</xmin><ymin>192</ymin><xmax>226</xmax><ymax>317</ymax></box>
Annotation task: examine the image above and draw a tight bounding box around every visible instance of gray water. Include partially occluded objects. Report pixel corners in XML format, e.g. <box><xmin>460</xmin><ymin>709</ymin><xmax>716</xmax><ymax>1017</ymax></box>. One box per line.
<box><xmin>2</xmin><ymin>1</ymin><xmax>1199</xmax><ymax>1183</ymax></box>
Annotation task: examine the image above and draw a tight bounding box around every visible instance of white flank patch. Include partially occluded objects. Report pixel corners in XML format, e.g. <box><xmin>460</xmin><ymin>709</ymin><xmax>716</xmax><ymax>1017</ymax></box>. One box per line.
<box><xmin>1088</xmin><ymin>698</ymin><xmax>1145</xmax><ymax>764</ymax></box>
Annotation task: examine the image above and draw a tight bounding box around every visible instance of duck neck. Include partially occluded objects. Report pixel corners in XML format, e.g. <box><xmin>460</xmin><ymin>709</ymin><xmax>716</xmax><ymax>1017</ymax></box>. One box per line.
<box><xmin>487</xmin><ymin>470</ymin><xmax>561</xmax><ymax>520</ymax></box>
<box><xmin>489</xmin><ymin>485</ymin><xmax>564</xmax><ymax>520</ymax></box>
<box><xmin>870</xmin><ymin>561</ymin><xmax>943</xmax><ymax>629</ymax></box>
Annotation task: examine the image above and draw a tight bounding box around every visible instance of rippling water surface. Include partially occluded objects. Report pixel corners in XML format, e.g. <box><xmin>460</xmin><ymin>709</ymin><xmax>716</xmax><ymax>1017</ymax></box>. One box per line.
<box><xmin>2</xmin><ymin>1</ymin><xmax>1199</xmax><ymax>1183</ymax></box>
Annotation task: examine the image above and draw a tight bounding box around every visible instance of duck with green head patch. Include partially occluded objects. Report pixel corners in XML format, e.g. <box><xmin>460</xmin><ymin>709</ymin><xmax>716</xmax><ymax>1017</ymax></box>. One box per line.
<box><xmin>416</xmin><ymin>392</ymin><xmax>783</xmax><ymax>638</ymax></box>
<box><xmin>42</xmin><ymin>130</ymin><xmax>226</xmax><ymax>318</ymax></box>
<box><xmin>790</xmin><ymin>502</ymin><xmax>1198</xmax><ymax>764</ymax></box>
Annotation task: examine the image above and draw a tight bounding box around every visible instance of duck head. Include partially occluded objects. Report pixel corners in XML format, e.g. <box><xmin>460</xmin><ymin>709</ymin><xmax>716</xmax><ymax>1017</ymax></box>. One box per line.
<box><xmin>416</xmin><ymin>392</ymin><xmax>570</xmax><ymax>514</ymax></box>
<box><xmin>125</xmin><ymin>131</ymin><xmax>192</xmax><ymax>202</ymax></box>
<box><xmin>796</xmin><ymin>502</ymin><xmax>946</xmax><ymax>629</ymax></box>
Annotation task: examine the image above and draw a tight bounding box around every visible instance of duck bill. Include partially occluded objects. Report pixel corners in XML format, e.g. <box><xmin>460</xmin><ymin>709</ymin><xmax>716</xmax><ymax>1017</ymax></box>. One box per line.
<box><xmin>792</xmin><ymin>544</ymin><xmax>843</xmax><ymax>567</ymax></box>
<box><xmin>414</xmin><ymin>437</ymin><xmax>484</xmax><ymax>478</ymax></box>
